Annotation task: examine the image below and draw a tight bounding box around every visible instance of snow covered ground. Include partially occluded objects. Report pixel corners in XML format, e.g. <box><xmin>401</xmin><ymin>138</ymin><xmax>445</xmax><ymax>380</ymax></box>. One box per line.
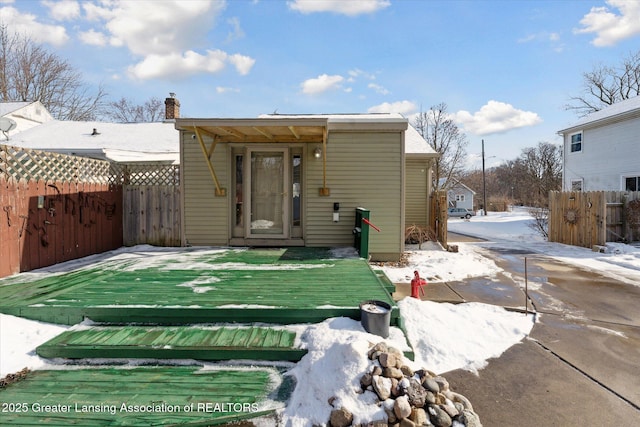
<box><xmin>2</xmin><ymin>206</ymin><xmax>639</xmax><ymax>425</ymax></box>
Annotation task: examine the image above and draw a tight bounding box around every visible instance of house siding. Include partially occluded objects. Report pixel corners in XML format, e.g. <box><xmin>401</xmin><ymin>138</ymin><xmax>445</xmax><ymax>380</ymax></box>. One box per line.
<box><xmin>563</xmin><ymin>119</ymin><xmax>640</xmax><ymax>191</ymax></box>
<box><xmin>405</xmin><ymin>158</ymin><xmax>430</xmax><ymax>227</ymax></box>
<box><xmin>180</xmin><ymin>123</ymin><xmax>409</xmax><ymax>261</ymax></box>
<box><xmin>181</xmin><ymin>134</ymin><xmax>229</xmax><ymax>246</ymax></box>
<box><xmin>305</xmin><ymin>131</ymin><xmax>403</xmax><ymax>260</ymax></box>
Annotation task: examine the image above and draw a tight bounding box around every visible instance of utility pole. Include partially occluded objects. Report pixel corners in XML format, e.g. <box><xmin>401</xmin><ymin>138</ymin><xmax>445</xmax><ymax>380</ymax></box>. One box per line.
<box><xmin>482</xmin><ymin>139</ymin><xmax>487</xmax><ymax>216</ymax></box>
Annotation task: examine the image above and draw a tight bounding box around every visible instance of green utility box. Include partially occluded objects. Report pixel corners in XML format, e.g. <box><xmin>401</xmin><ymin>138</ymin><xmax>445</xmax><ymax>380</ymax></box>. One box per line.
<box><xmin>353</xmin><ymin>207</ymin><xmax>370</xmax><ymax>258</ymax></box>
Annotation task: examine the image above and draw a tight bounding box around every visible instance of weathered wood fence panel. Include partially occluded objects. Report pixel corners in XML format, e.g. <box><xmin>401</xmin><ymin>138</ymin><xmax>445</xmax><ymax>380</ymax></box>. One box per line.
<box><xmin>430</xmin><ymin>191</ymin><xmax>448</xmax><ymax>247</ymax></box>
<box><xmin>549</xmin><ymin>191</ymin><xmax>640</xmax><ymax>248</ymax></box>
<box><xmin>123</xmin><ymin>185</ymin><xmax>181</xmax><ymax>247</ymax></box>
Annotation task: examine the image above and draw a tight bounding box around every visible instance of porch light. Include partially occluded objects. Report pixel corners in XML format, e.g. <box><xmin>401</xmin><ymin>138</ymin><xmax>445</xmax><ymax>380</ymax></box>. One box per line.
<box><xmin>313</xmin><ymin>146</ymin><xmax>322</xmax><ymax>159</ymax></box>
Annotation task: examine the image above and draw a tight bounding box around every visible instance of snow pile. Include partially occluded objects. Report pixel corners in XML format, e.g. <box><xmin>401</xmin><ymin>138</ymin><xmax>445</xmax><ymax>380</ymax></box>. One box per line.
<box><xmin>382</xmin><ymin>241</ymin><xmax>502</xmax><ymax>283</ymax></box>
<box><xmin>281</xmin><ymin>318</ymin><xmax>407</xmax><ymax>425</ymax></box>
<box><xmin>0</xmin><ymin>314</ymin><xmax>69</xmax><ymax>377</ymax></box>
<box><xmin>398</xmin><ymin>298</ymin><xmax>534</xmax><ymax>374</ymax></box>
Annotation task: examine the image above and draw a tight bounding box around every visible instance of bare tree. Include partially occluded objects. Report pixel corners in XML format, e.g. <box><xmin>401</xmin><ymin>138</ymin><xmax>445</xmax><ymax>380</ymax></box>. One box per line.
<box><xmin>520</xmin><ymin>142</ymin><xmax>562</xmax><ymax>206</ymax></box>
<box><xmin>567</xmin><ymin>50</ymin><xmax>640</xmax><ymax>116</ymax></box>
<box><xmin>413</xmin><ymin>102</ymin><xmax>468</xmax><ymax>191</ymax></box>
<box><xmin>104</xmin><ymin>97</ymin><xmax>164</xmax><ymax>123</ymax></box>
<box><xmin>0</xmin><ymin>25</ymin><xmax>107</xmax><ymax>120</ymax></box>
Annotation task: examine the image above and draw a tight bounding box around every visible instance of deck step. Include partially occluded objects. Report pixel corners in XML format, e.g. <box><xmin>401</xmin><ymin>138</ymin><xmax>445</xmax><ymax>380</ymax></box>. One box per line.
<box><xmin>37</xmin><ymin>325</ymin><xmax>306</xmax><ymax>361</ymax></box>
<box><xmin>0</xmin><ymin>366</ymin><xmax>285</xmax><ymax>426</ymax></box>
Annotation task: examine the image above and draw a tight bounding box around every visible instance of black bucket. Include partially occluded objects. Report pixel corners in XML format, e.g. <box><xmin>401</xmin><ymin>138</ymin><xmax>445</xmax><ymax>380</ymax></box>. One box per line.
<box><xmin>359</xmin><ymin>300</ymin><xmax>391</xmax><ymax>338</ymax></box>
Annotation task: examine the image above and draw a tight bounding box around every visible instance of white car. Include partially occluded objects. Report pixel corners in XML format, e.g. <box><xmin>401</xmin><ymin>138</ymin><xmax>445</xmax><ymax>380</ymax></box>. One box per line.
<box><xmin>448</xmin><ymin>207</ymin><xmax>476</xmax><ymax>219</ymax></box>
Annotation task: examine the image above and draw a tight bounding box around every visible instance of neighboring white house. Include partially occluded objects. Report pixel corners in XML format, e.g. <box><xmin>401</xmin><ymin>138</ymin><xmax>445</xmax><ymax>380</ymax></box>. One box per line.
<box><xmin>439</xmin><ymin>178</ymin><xmax>476</xmax><ymax>210</ymax></box>
<box><xmin>0</xmin><ymin>101</ymin><xmax>53</xmax><ymax>139</ymax></box>
<box><xmin>558</xmin><ymin>96</ymin><xmax>640</xmax><ymax>192</ymax></box>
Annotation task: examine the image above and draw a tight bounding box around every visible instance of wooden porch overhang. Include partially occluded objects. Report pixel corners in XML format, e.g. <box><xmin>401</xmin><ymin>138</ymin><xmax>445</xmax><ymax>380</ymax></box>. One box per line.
<box><xmin>175</xmin><ymin>117</ymin><xmax>329</xmax><ymax>144</ymax></box>
<box><xmin>175</xmin><ymin>117</ymin><xmax>331</xmax><ymax>196</ymax></box>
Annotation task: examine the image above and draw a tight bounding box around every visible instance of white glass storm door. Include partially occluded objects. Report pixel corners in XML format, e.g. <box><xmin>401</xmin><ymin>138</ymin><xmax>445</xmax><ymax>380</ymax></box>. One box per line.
<box><xmin>246</xmin><ymin>148</ymin><xmax>289</xmax><ymax>238</ymax></box>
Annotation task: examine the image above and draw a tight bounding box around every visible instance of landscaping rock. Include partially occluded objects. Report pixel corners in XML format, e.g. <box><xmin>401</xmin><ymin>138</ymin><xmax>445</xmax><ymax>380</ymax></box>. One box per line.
<box><xmin>372</xmin><ymin>375</ymin><xmax>392</xmax><ymax>400</ymax></box>
<box><xmin>394</xmin><ymin>395</ymin><xmax>412</xmax><ymax>420</ymax></box>
<box><xmin>427</xmin><ymin>404</ymin><xmax>452</xmax><ymax>427</ymax></box>
<box><xmin>423</xmin><ymin>377</ymin><xmax>440</xmax><ymax>394</ymax></box>
<box><xmin>458</xmin><ymin>409</ymin><xmax>483</xmax><ymax>427</ymax></box>
<box><xmin>405</xmin><ymin>378</ymin><xmax>428</xmax><ymax>408</ymax></box>
<box><xmin>379</xmin><ymin>352</ymin><xmax>397</xmax><ymax>368</ymax></box>
<box><xmin>383</xmin><ymin>366</ymin><xmax>404</xmax><ymax>379</ymax></box>
<box><xmin>329</xmin><ymin>407</ymin><xmax>353</xmax><ymax>427</ymax></box>
<box><xmin>329</xmin><ymin>342</ymin><xmax>482</xmax><ymax>427</ymax></box>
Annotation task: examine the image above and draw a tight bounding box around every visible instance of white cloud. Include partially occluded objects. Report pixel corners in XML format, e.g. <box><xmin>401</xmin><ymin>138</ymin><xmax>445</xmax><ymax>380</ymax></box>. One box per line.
<box><xmin>228</xmin><ymin>53</ymin><xmax>255</xmax><ymax>75</ymax></box>
<box><xmin>226</xmin><ymin>16</ymin><xmax>245</xmax><ymax>42</ymax></box>
<box><xmin>79</xmin><ymin>0</ymin><xmax>255</xmax><ymax>80</ymax></box>
<box><xmin>288</xmin><ymin>0</ymin><xmax>390</xmax><ymax>16</ymax></box>
<box><xmin>367</xmin><ymin>100</ymin><xmax>417</xmax><ymax>115</ymax></box>
<box><xmin>301</xmin><ymin>74</ymin><xmax>345</xmax><ymax>95</ymax></box>
<box><xmin>517</xmin><ymin>31</ymin><xmax>560</xmax><ymax>44</ymax></box>
<box><xmin>575</xmin><ymin>0</ymin><xmax>640</xmax><ymax>46</ymax></box>
<box><xmin>453</xmin><ymin>100</ymin><xmax>542</xmax><ymax>136</ymax></box>
<box><xmin>368</xmin><ymin>83</ymin><xmax>389</xmax><ymax>95</ymax></box>
<box><xmin>517</xmin><ymin>31</ymin><xmax>564</xmax><ymax>52</ymax></box>
<box><xmin>79</xmin><ymin>29</ymin><xmax>108</xmax><ymax>46</ymax></box>
<box><xmin>216</xmin><ymin>86</ymin><xmax>239</xmax><ymax>94</ymax></box>
<box><xmin>0</xmin><ymin>6</ymin><xmax>69</xmax><ymax>46</ymax></box>
<box><xmin>128</xmin><ymin>50</ymin><xmax>229</xmax><ymax>80</ymax></box>
<box><xmin>42</xmin><ymin>0</ymin><xmax>80</xmax><ymax>21</ymax></box>
<box><xmin>101</xmin><ymin>1</ymin><xmax>224</xmax><ymax>56</ymax></box>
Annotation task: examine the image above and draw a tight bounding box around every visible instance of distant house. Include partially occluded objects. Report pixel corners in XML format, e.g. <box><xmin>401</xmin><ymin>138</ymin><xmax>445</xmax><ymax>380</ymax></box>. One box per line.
<box><xmin>174</xmin><ymin>113</ymin><xmax>438</xmax><ymax>261</ymax></box>
<box><xmin>558</xmin><ymin>96</ymin><xmax>640</xmax><ymax>192</ymax></box>
<box><xmin>0</xmin><ymin>101</ymin><xmax>53</xmax><ymax>138</ymax></box>
<box><xmin>439</xmin><ymin>178</ymin><xmax>476</xmax><ymax>210</ymax></box>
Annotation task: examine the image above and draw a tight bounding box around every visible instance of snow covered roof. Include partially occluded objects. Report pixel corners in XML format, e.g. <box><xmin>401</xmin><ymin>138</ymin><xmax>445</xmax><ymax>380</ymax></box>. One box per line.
<box><xmin>0</xmin><ymin>102</ymin><xmax>31</xmax><ymax>116</ymax></box>
<box><xmin>558</xmin><ymin>96</ymin><xmax>640</xmax><ymax>134</ymax></box>
<box><xmin>405</xmin><ymin>124</ymin><xmax>438</xmax><ymax>156</ymax></box>
<box><xmin>7</xmin><ymin>120</ymin><xmax>179</xmax><ymax>163</ymax></box>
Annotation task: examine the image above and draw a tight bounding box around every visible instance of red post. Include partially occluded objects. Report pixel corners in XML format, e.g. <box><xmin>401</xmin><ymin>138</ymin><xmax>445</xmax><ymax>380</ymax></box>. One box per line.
<box><xmin>410</xmin><ymin>270</ymin><xmax>427</xmax><ymax>299</ymax></box>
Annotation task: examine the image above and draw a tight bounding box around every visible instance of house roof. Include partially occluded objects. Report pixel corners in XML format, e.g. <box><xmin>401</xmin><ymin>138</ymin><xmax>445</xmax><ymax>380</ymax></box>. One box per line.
<box><xmin>405</xmin><ymin>124</ymin><xmax>438</xmax><ymax>156</ymax></box>
<box><xmin>558</xmin><ymin>96</ymin><xmax>640</xmax><ymax>134</ymax></box>
<box><xmin>438</xmin><ymin>178</ymin><xmax>477</xmax><ymax>194</ymax></box>
<box><xmin>7</xmin><ymin>120</ymin><xmax>179</xmax><ymax>163</ymax></box>
<box><xmin>0</xmin><ymin>102</ymin><xmax>32</xmax><ymax>116</ymax></box>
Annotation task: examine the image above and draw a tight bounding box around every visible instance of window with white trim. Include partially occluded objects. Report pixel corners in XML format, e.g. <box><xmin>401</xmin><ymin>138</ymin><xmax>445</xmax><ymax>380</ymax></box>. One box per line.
<box><xmin>455</xmin><ymin>194</ymin><xmax>465</xmax><ymax>202</ymax></box>
<box><xmin>571</xmin><ymin>179</ymin><xmax>583</xmax><ymax>191</ymax></box>
<box><xmin>570</xmin><ymin>132</ymin><xmax>582</xmax><ymax>153</ymax></box>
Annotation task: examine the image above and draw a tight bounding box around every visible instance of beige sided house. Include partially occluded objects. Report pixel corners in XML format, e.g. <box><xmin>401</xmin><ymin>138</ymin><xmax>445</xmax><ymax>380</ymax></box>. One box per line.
<box><xmin>175</xmin><ymin>113</ymin><xmax>438</xmax><ymax>262</ymax></box>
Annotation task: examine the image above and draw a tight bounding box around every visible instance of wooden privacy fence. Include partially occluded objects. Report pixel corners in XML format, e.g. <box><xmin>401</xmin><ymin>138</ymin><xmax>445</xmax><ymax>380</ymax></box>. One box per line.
<box><xmin>1</xmin><ymin>145</ymin><xmax>123</xmax><ymax>278</ymax></box>
<box><xmin>123</xmin><ymin>185</ymin><xmax>181</xmax><ymax>246</ymax></box>
<box><xmin>430</xmin><ymin>191</ymin><xmax>448</xmax><ymax>247</ymax></box>
<box><xmin>111</xmin><ymin>163</ymin><xmax>181</xmax><ymax>247</ymax></box>
<box><xmin>548</xmin><ymin>191</ymin><xmax>640</xmax><ymax>248</ymax></box>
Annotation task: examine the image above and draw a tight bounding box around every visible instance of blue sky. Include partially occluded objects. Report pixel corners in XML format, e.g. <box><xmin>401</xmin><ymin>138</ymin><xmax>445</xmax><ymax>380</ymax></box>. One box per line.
<box><xmin>2</xmin><ymin>0</ymin><xmax>640</xmax><ymax>167</ymax></box>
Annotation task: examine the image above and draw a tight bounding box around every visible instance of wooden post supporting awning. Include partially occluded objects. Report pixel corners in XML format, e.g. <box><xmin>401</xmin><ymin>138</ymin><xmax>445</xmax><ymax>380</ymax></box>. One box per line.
<box><xmin>176</xmin><ymin>118</ymin><xmax>330</xmax><ymax>197</ymax></box>
<box><xmin>193</xmin><ymin>126</ymin><xmax>225</xmax><ymax>196</ymax></box>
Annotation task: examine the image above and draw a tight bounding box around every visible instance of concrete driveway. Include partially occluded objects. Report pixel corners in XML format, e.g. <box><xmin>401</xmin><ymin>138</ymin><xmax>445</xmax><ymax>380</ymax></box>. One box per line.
<box><xmin>423</xmin><ymin>233</ymin><xmax>640</xmax><ymax>426</ymax></box>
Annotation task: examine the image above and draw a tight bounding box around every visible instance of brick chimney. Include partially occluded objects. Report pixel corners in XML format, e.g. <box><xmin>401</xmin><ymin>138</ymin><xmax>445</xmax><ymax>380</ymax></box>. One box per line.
<box><xmin>164</xmin><ymin>93</ymin><xmax>180</xmax><ymax>120</ymax></box>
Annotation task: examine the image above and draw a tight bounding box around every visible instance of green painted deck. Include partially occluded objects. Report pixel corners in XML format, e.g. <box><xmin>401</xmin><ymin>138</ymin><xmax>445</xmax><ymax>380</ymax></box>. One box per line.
<box><xmin>0</xmin><ymin>366</ymin><xmax>285</xmax><ymax>426</ymax></box>
<box><xmin>36</xmin><ymin>325</ymin><xmax>306</xmax><ymax>361</ymax></box>
<box><xmin>0</xmin><ymin>247</ymin><xmax>397</xmax><ymax>326</ymax></box>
